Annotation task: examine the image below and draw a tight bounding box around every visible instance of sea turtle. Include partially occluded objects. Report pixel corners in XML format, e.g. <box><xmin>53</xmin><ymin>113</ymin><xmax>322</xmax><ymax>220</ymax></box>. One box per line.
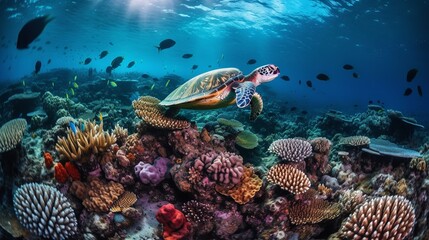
<box><xmin>159</xmin><ymin>64</ymin><xmax>280</xmax><ymax>120</ymax></box>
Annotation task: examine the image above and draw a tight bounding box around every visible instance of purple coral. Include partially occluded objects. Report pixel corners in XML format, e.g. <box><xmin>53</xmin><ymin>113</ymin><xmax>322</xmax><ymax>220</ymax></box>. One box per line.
<box><xmin>134</xmin><ymin>157</ymin><xmax>170</xmax><ymax>185</ymax></box>
<box><xmin>194</xmin><ymin>151</ymin><xmax>244</xmax><ymax>186</ymax></box>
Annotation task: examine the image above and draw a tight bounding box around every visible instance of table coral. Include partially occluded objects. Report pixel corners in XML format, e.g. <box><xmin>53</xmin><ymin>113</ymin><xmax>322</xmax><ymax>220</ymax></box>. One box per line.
<box><xmin>82</xmin><ymin>179</ymin><xmax>124</xmax><ymax>212</ymax></box>
<box><xmin>156</xmin><ymin>203</ymin><xmax>191</xmax><ymax>240</ymax></box>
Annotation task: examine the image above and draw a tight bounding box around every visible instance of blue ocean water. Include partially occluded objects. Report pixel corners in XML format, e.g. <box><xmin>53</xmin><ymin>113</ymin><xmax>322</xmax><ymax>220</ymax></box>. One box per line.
<box><xmin>1</xmin><ymin>0</ymin><xmax>428</xmax><ymax>123</ymax></box>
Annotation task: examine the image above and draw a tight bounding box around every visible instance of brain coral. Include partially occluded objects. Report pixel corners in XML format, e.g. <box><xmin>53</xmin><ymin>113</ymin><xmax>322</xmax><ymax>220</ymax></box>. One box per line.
<box><xmin>0</xmin><ymin>118</ymin><xmax>27</xmax><ymax>153</ymax></box>
<box><xmin>266</xmin><ymin>164</ymin><xmax>311</xmax><ymax>194</ymax></box>
<box><xmin>13</xmin><ymin>183</ymin><xmax>78</xmax><ymax>239</ymax></box>
<box><xmin>340</xmin><ymin>195</ymin><xmax>415</xmax><ymax>240</ymax></box>
<box><xmin>268</xmin><ymin>138</ymin><xmax>312</xmax><ymax>162</ymax></box>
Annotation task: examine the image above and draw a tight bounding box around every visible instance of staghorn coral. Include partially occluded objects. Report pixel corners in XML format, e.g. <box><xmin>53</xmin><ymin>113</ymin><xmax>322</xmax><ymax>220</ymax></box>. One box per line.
<box><xmin>55</xmin><ymin>120</ymin><xmax>116</xmax><ymax>162</ymax></box>
<box><xmin>289</xmin><ymin>198</ymin><xmax>342</xmax><ymax>225</ymax></box>
<box><xmin>132</xmin><ymin>96</ymin><xmax>190</xmax><ymax>129</ymax></box>
<box><xmin>112</xmin><ymin>124</ymin><xmax>128</xmax><ymax>146</ymax></box>
<box><xmin>340</xmin><ymin>195</ymin><xmax>415</xmax><ymax>240</ymax></box>
<box><xmin>110</xmin><ymin>191</ymin><xmax>137</xmax><ymax>212</ymax></box>
<box><xmin>338</xmin><ymin>189</ymin><xmax>366</xmax><ymax>213</ymax></box>
<box><xmin>268</xmin><ymin>138</ymin><xmax>312</xmax><ymax>162</ymax></box>
<box><xmin>82</xmin><ymin>179</ymin><xmax>125</xmax><ymax>212</ymax></box>
<box><xmin>235</xmin><ymin>130</ymin><xmax>259</xmax><ymax>149</ymax></box>
<box><xmin>216</xmin><ymin>166</ymin><xmax>262</xmax><ymax>204</ymax></box>
<box><xmin>0</xmin><ymin>118</ymin><xmax>27</xmax><ymax>153</ymax></box>
<box><xmin>266</xmin><ymin>164</ymin><xmax>311</xmax><ymax>194</ymax></box>
<box><xmin>13</xmin><ymin>183</ymin><xmax>78</xmax><ymax>239</ymax></box>
<box><xmin>194</xmin><ymin>151</ymin><xmax>244</xmax><ymax>186</ymax></box>
<box><xmin>339</xmin><ymin>135</ymin><xmax>370</xmax><ymax>146</ymax></box>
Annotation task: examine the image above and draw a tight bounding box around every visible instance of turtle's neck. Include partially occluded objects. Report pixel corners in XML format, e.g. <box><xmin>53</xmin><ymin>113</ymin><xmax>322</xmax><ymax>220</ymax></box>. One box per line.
<box><xmin>246</xmin><ymin>70</ymin><xmax>261</xmax><ymax>86</ymax></box>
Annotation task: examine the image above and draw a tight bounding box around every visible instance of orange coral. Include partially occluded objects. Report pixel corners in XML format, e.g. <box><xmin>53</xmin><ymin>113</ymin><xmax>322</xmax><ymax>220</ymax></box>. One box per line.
<box><xmin>65</xmin><ymin>162</ymin><xmax>80</xmax><ymax>181</ymax></box>
<box><xmin>43</xmin><ymin>152</ymin><xmax>54</xmax><ymax>169</ymax></box>
<box><xmin>266</xmin><ymin>164</ymin><xmax>311</xmax><ymax>195</ymax></box>
<box><xmin>82</xmin><ymin>179</ymin><xmax>125</xmax><ymax>212</ymax></box>
<box><xmin>54</xmin><ymin>163</ymin><xmax>69</xmax><ymax>183</ymax></box>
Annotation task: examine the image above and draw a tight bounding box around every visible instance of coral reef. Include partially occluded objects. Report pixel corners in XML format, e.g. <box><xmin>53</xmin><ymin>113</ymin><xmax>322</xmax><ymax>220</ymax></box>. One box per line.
<box><xmin>266</xmin><ymin>164</ymin><xmax>311</xmax><ymax>194</ymax></box>
<box><xmin>0</xmin><ymin>118</ymin><xmax>27</xmax><ymax>153</ymax></box>
<box><xmin>268</xmin><ymin>138</ymin><xmax>313</xmax><ymax>162</ymax></box>
<box><xmin>156</xmin><ymin>203</ymin><xmax>191</xmax><ymax>240</ymax></box>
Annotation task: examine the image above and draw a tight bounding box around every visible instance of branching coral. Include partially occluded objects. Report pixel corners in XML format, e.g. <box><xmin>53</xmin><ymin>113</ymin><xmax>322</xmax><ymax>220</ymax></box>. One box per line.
<box><xmin>55</xmin><ymin>120</ymin><xmax>116</xmax><ymax>162</ymax></box>
<box><xmin>266</xmin><ymin>164</ymin><xmax>311</xmax><ymax>194</ymax></box>
<box><xmin>268</xmin><ymin>138</ymin><xmax>312</xmax><ymax>162</ymax></box>
<box><xmin>82</xmin><ymin>179</ymin><xmax>125</xmax><ymax>212</ymax></box>
<box><xmin>338</xmin><ymin>189</ymin><xmax>366</xmax><ymax>213</ymax></box>
<box><xmin>0</xmin><ymin>118</ymin><xmax>27</xmax><ymax>153</ymax></box>
<box><xmin>132</xmin><ymin>96</ymin><xmax>190</xmax><ymax>129</ymax></box>
<box><xmin>289</xmin><ymin>198</ymin><xmax>342</xmax><ymax>225</ymax></box>
<box><xmin>340</xmin><ymin>195</ymin><xmax>415</xmax><ymax>240</ymax></box>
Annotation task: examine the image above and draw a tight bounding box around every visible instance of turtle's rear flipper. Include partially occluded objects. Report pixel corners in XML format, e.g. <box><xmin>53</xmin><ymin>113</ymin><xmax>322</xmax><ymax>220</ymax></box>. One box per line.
<box><xmin>234</xmin><ymin>82</ymin><xmax>256</xmax><ymax>108</ymax></box>
<box><xmin>250</xmin><ymin>93</ymin><xmax>263</xmax><ymax>121</ymax></box>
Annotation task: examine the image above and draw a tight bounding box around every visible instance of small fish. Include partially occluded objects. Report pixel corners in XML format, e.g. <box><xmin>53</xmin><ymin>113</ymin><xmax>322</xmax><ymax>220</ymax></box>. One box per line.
<box><xmin>52</xmin><ymin>82</ymin><xmax>55</xmax><ymax>87</ymax></box>
<box><xmin>80</xmin><ymin>123</ymin><xmax>85</xmax><ymax>132</ymax></box>
<box><xmin>17</xmin><ymin>15</ymin><xmax>54</xmax><ymax>49</ymax></box>
<box><xmin>66</xmin><ymin>93</ymin><xmax>69</xmax><ymax>99</ymax></box>
<box><xmin>34</xmin><ymin>60</ymin><xmax>41</xmax><ymax>74</ymax></box>
<box><xmin>99</xmin><ymin>112</ymin><xmax>103</xmax><ymax>121</ymax></box>
<box><xmin>306</xmin><ymin>80</ymin><xmax>313</xmax><ymax>88</ymax></box>
<box><xmin>99</xmin><ymin>50</ymin><xmax>108</xmax><ymax>59</ymax></box>
<box><xmin>156</xmin><ymin>39</ymin><xmax>176</xmax><ymax>52</ymax></box>
<box><xmin>343</xmin><ymin>64</ymin><xmax>354</xmax><ymax>70</ymax></box>
<box><xmin>150</xmin><ymin>83</ymin><xmax>155</xmax><ymax>90</ymax></box>
<box><xmin>69</xmin><ymin>121</ymin><xmax>77</xmax><ymax>134</ymax></box>
<box><xmin>74</xmin><ymin>75</ymin><xmax>77</xmax><ymax>81</ymax></box>
<box><xmin>417</xmin><ymin>85</ymin><xmax>423</xmax><ymax>96</ymax></box>
<box><xmin>127</xmin><ymin>61</ymin><xmax>135</xmax><ymax>68</ymax></box>
<box><xmin>247</xmin><ymin>59</ymin><xmax>257</xmax><ymax>65</ymax></box>
<box><xmin>84</xmin><ymin>57</ymin><xmax>91</xmax><ymax>65</ymax></box>
<box><xmin>403</xmin><ymin>88</ymin><xmax>412</xmax><ymax>96</ymax></box>
<box><xmin>47</xmin><ymin>59</ymin><xmax>51</xmax><ymax>64</ymax></box>
<box><xmin>109</xmin><ymin>42</ymin><xmax>114</xmax><ymax>46</ymax></box>
<box><xmin>141</xmin><ymin>74</ymin><xmax>150</xmax><ymax>78</ymax></box>
<box><xmin>406</xmin><ymin>68</ymin><xmax>418</xmax><ymax>82</ymax></box>
<box><xmin>299</xmin><ymin>80</ymin><xmax>301</xmax><ymax>85</ymax></box>
<box><xmin>106</xmin><ymin>66</ymin><xmax>113</xmax><ymax>74</ymax></box>
<box><xmin>316</xmin><ymin>73</ymin><xmax>330</xmax><ymax>81</ymax></box>
<box><xmin>291</xmin><ymin>107</ymin><xmax>297</xmax><ymax>111</ymax></box>
<box><xmin>45</xmin><ymin>40</ymin><xmax>51</xmax><ymax>44</ymax></box>
<box><xmin>281</xmin><ymin>75</ymin><xmax>290</xmax><ymax>81</ymax></box>
<box><xmin>22</xmin><ymin>80</ymin><xmax>25</xmax><ymax>86</ymax></box>
<box><xmin>352</xmin><ymin>72</ymin><xmax>359</xmax><ymax>78</ymax></box>
<box><xmin>70</xmin><ymin>88</ymin><xmax>75</xmax><ymax>95</ymax></box>
<box><xmin>191</xmin><ymin>64</ymin><xmax>198</xmax><ymax>71</ymax></box>
<box><xmin>182</xmin><ymin>53</ymin><xmax>193</xmax><ymax>59</ymax></box>
<box><xmin>110</xmin><ymin>81</ymin><xmax>117</xmax><ymax>87</ymax></box>
<box><xmin>165</xmin><ymin>79</ymin><xmax>170</xmax><ymax>87</ymax></box>
<box><xmin>368</xmin><ymin>100</ymin><xmax>373</xmax><ymax>104</ymax></box>
<box><xmin>73</xmin><ymin>82</ymin><xmax>79</xmax><ymax>88</ymax></box>
<box><xmin>208</xmin><ymin>65</ymin><xmax>212</xmax><ymax>68</ymax></box>
<box><xmin>111</xmin><ymin>56</ymin><xmax>124</xmax><ymax>69</ymax></box>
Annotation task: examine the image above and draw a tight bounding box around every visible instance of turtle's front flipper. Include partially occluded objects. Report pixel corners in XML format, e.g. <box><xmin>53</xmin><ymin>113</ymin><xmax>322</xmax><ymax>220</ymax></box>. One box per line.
<box><xmin>250</xmin><ymin>93</ymin><xmax>263</xmax><ymax>121</ymax></box>
<box><xmin>234</xmin><ymin>82</ymin><xmax>256</xmax><ymax>108</ymax></box>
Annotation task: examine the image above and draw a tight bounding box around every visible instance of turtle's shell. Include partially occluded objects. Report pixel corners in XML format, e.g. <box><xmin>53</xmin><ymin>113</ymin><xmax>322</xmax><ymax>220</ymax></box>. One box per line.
<box><xmin>160</xmin><ymin>68</ymin><xmax>242</xmax><ymax>106</ymax></box>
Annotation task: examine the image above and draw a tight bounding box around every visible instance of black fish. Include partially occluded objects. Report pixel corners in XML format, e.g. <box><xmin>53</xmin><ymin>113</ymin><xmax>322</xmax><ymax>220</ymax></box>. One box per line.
<box><xmin>343</xmin><ymin>64</ymin><xmax>354</xmax><ymax>70</ymax></box>
<box><xmin>299</xmin><ymin>80</ymin><xmax>301</xmax><ymax>85</ymax></box>
<box><xmin>182</xmin><ymin>53</ymin><xmax>193</xmax><ymax>59</ymax></box>
<box><xmin>109</xmin><ymin>42</ymin><xmax>114</xmax><ymax>46</ymax></box>
<box><xmin>156</xmin><ymin>39</ymin><xmax>176</xmax><ymax>52</ymax></box>
<box><xmin>368</xmin><ymin>100</ymin><xmax>373</xmax><ymax>104</ymax></box>
<box><xmin>191</xmin><ymin>65</ymin><xmax>198</xmax><ymax>71</ymax></box>
<box><xmin>106</xmin><ymin>66</ymin><xmax>112</xmax><ymax>74</ymax></box>
<box><xmin>403</xmin><ymin>88</ymin><xmax>412</xmax><ymax>96</ymax></box>
<box><xmin>111</xmin><ymin>56</ymin><xmax>124</xmax><ymax>69</ymax></box>
<box><xmin>291</xmin><ymin>107</ymin><xmax>297</xmax><ymax>111</ymax></box>
<box><xmin>47</xmin><ymin>59</ymin><xmax>51</xmax><ymax>64</ymax></box>
<box><xmin>406</xmin><ymin>68</ymin><xmax>418</xmax><ymax>82</ymax></box>
<box><xmin>17</xmin><ymin>15</ymin><xmax>54</xmax><ymax>49</ymax></box>
<box><xmin>84</xmin><ymin>58</ymin><xmax>91</xmax><ymax>65</ymax></box>
<box><xmin>417</xmin><ymin>85</ymin><xmax>423</xmax><ymax>96</ymax></box>
<box><xmin>247</xmin><ymin>59</ymin><xmax>256</xmax><ymax>65</ymax></box>
<box><xmin>141</xmin><ymin>74</ymin><xmax>150</xmax><ymax>78</ymax></box>
<box><xmin>99</xmin><ymin>50</ymin><xmax>108</xmax><ymax>59</ymax></box>
<box><xmin>208</xmin><ymin>65</ymin><xmax>212</xmax><ymax>68</ymax></box>
<box><xmin>316</xmin><ymin>73</ymin><xmax>330</xmax><ymax>81</ymax></box>
<box><xmin>281</xmin><ymin>75</ymin><xmax>290</xmax><ymax>81</ymax></box>
<box><xmin>37</xmin><ymin>46</ymin><xmax>42</xmax><ymax>51</ymax></box>
<box><xmin>352</xmin><ymin>72</ymin><xmax>359</xmax><ymax>78</ymax></box>
<box><xmin>127</xmin><ymin>61</ymin><xmax>135</xmax><ymax>68</ymax></box>
<box><xmin>306</xmin><ymin>80</ymin><xmax>312</xmax><ymax>88</ymax></box>
<box><xmin>301</xmin><ymin>110</ymin><xmax>308</xmax><ymax>115</ymax></box>
<box><xmin>45</xmin><ymin>40</ymin><xmax>51</xmax><ymax>44</ymax></box>
<box><xmin>34</xmin><ymin>60</ymin><xmax>41</xmax><ymax>74</ymax></box>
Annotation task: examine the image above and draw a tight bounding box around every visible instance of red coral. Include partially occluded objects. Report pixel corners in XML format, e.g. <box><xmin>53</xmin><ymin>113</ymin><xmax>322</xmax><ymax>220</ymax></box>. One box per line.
<box><xmin>43</xmin><ymin>152</ymin><xmax>54</xmax><ymax>169</ymax></box>
<box><xmin>65</xmin><ymin>162</ymin><xmax>81</xmax><ymax>181</ymax></box>
<box><xmin>156</xmin><ymin>203</ymin><xmax>191</xmax><ymax>240</ymax></box>
<box><xmin>54</xmin><ymin>163</ymin><xmax>69</xmax><ymax>183</ymax></box>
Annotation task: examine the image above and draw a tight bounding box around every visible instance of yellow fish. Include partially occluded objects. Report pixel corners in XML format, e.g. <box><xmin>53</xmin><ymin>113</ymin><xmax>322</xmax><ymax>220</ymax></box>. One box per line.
<box><xmin>73</xmin><ymin>82</ymin><xmax>79</xmax><ymax>88</ymax></box>
<box><xmin>165</xmin><ymin>79</ymin><xmax>170</xmax><ymax>87</ymax></box>
<box><xmin>98</xmin><ymin>112</ymin><xmax>103</xmax><ymax>122</ymax></box>
<box><xmin>74</xmin><ymin>75</ymin><xmax>77</xmax><ymax>81</ymax></box>
<box><xmin>70</xmin><ymin>88</ymin><xmax>75</xmax><ymax>95</ymax></box>
<box><xmin>150</xmin><ymin>83</ymin><xmax>155</xmax><ymax>90</ymax></box>
<box><xmin>110</xmin><ymin>81</ymin><xmax>117</xmax><ymax>87</ymax></box>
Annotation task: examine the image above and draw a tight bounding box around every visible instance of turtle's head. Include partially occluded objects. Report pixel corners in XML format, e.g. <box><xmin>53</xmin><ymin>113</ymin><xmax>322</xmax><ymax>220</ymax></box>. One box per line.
<box><xmin>252</xmin><ymin>64</ymin><xmax>280</xmax><ymax>85</ymax></box>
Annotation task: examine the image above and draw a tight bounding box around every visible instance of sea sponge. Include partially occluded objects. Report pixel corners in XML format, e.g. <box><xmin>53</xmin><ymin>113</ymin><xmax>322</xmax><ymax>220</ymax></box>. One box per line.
<box><xmin>339</xmin><ymin>135</ymin><xmax>370</xmax><ymax>146</ymax></box>
<box><xmin>266</xmin><ymin>164</ymin><xmax>311</xmax><ymax>194</ymax></box>
<box><xmin>82</xmin><ymin>179</ymin><xmax>125</xmax><ymax>212</ymax></box>
<box><xmin>340</xmin><ymin>195</ymin><xmax>415</xmax><ymax>240</ymax></box>
<box><xmin>216</xmin><ymin>166</ymin><xmax>262</xmax><ymax>204</ymax></box>
<box><xmin>13</xmin><ymin>183</ymin><xmax>78</xmax><ymax>239</ymax></box>
<box><xmin>132</xmin><ymin>95</ymin><xmax>190</xmax><ymax>130</ymax></box>
<box><xmin>235</xmin><ymin>130</ymin><xmax>259</xmax><ymax>149</ymax></box>
<box><xmin>0</xmin><ymin>118</ymin><xmax>27</xmax><ymax>153</ymax></box>
<box><xmin>268</xmin><ymin>138</ymin><xmax>312</xmax><ymax>162</ymax></box>
<box><xmin>289</xmin><ymin>198</ymin><xmax>342</xmax><ymax>225</ymax></box>
<box><xmin>310</xmin><ymin>137</ymin><xmax>332</xmax><ymax>154</ymax></box>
